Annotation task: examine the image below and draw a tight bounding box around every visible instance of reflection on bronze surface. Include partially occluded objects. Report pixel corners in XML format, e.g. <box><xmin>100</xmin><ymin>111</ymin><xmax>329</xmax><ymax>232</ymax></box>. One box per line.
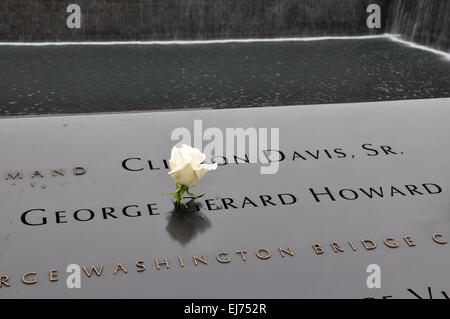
<box><xmin>166</xmin><ymin>199</ymin><xmax>211</xmax><ymax>246</ymax></box>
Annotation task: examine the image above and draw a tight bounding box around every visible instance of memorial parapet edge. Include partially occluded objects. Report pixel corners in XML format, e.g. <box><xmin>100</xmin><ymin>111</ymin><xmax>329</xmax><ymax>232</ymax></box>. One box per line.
<box><xmin>0</xmin><ymin>98</ymin><xmax>449</xmax><ymax>298</ymax></box>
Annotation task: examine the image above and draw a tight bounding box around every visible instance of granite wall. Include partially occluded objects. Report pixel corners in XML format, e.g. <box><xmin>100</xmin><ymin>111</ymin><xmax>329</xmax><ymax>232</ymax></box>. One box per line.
<box><xmin>0</xmin><ymin>0</ymin><xmax>388</xmax><ymax>41</ymax></box>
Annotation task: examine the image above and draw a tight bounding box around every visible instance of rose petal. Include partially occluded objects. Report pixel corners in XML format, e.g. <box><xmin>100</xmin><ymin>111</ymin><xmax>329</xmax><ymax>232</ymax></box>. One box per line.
<box><xmin>193</xmin><ymin>163</ymin><xmax>218</xmax><ymax>181</ymax></box>
<box><xmin>169</xmin><ymin>163</ymin><xmax>198</xmax><ymax>187</ymax></box>
<box><xmin>168</xmin><ymin>145</ymin><xmax>216</xmax><ymax>187</ymax></box>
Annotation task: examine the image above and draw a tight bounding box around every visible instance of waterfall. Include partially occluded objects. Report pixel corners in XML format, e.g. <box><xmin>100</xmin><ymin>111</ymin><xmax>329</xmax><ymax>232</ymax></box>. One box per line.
<box><xmin>0</xmin><ymin>0</ymin><xmax>387</xmax><ymax>41</ymax></box>
<box><xmin>0</xmin><ymin>0</ymin><xmax>448</xmax><ymax>51</ymax></box>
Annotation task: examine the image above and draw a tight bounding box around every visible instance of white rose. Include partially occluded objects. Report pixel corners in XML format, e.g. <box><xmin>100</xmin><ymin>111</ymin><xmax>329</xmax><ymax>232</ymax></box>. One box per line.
<box><xmin>168</xmin><ymin>144</ymin><xmax>218</xmax><ymax>187</ymax></box>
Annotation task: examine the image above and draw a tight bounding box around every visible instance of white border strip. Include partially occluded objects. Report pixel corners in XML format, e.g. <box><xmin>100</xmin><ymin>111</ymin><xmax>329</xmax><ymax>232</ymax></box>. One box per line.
<box><xmin>2</xmin><ymin>97</ymin><xmax>450</xmax><ymax>120</ymax></box>
<box><xmin>0</xmin><ymin>33</ymin><xmax>448</xmax><ymax>60</ymax></box>
<box><xmin>386</xmin><ymin>34</ymin><xmax>450</xmax><ymax>60</ymax></box>
<box><xmin>0</xmin><ymin>34</ymin><xmax>389</xmax><ymax>46</ymax></box>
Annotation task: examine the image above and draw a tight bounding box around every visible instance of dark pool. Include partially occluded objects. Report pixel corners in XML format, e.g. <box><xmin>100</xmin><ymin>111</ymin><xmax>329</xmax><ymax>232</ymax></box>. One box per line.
<box><xmin>0</xmin><ymin>37</ymin><xmax>449</xmax><ymax>116</ymax></box>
